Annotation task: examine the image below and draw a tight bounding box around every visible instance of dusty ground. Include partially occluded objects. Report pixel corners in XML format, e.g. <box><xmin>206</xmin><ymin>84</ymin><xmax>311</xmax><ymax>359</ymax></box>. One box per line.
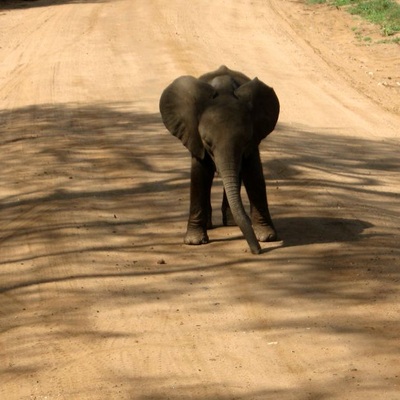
<box><xmin>0</xmin><ymin>0</ymin><xmax>399</xmax><ymax>399</ymax></box>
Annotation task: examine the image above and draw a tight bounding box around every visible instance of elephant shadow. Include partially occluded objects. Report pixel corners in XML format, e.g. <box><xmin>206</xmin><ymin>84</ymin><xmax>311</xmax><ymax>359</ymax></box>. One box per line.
<box><xmin>274</xmin><ymin>217</ymin><xmax>373</xmax><ymax>247</ymax></box>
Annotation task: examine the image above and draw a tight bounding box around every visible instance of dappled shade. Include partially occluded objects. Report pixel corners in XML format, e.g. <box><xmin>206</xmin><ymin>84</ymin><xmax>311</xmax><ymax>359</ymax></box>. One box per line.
<box><xmin>0</xmin><ymin>103</ymin><xmax>399</xmax><ymax>398</ymax></box>
<box><xmin>0</xmin><ymin>0</ymin><xmax>109</xmax><ymax>10</ymax></box>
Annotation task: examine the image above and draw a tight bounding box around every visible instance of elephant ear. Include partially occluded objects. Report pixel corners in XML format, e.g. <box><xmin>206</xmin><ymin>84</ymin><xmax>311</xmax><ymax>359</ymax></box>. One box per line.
<box><xmin>235</xmin><ymin>78</ymin><xmax>280</xmax><ymax>144</ymax></box>
<box><xmin>199</xmin><ymin>65</ymin><xmax>251</xmax><ymax>87</ymax></box>
<box><xmin>159</xmin><ymin>75</ymin><xmax>216</xmax><ymax>159</ymax></box>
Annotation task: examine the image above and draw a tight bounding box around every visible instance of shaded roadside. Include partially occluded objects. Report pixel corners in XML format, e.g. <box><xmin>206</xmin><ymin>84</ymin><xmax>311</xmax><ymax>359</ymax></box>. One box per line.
<box><xmin>0</xmin><ymin>102</ymin><xmax>399</xmax><ymax>398</ymax></box>
<box><xmin>0</xmin><ymin>0</ymin><xmax>108</xmax><ymax>10</ymax></box>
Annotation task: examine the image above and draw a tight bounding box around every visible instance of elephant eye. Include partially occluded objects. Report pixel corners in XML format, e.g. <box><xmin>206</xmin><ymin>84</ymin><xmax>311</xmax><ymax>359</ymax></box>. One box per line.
<box><xmin>212</xmin><ymin>91</ymin><xmax>219</xmax><ymax>99</ymax></box>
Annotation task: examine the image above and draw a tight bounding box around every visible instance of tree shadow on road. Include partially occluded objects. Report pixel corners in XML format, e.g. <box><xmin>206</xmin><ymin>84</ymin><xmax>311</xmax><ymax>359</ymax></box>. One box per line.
<box><xmin>0</xmin><ymin>0</ymin><xmax>109</xmax><ymax>10</ymax></box>
<box><xmin>0</xmin><ymin>102</ymin><xmax>183</xmax><ymax>284</ymax></box>
<box><xmin>263</xmin><ymin>122</ymin><xmax>399</xmax><ymax>247</ymax></box>
<box><xmin>275</xmin><ymin>216</ymin><xmax>373</xmax><ymax>246</ymax></box>
<box><xmin>0</xmin><ymin>105</ymin><xmax>399</xmax><ymax>398</ymax></box>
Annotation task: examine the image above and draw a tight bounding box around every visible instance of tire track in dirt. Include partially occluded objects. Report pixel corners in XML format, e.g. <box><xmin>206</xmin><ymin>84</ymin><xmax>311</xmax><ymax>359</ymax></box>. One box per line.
<box><xmin>269</xmin><ymin>0</ymin><xmax>400</xmax><ymax>114</ymax></box>
<box><xmin>1</xmin><ymin>1</ymin><xmax>400</xmax><ymax>399</ymax></box>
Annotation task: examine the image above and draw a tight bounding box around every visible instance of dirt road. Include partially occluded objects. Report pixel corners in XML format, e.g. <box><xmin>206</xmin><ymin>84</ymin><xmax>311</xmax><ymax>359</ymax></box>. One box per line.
<box><xmin>1</xmin><ymin>1</ymin><xmax>399</xmax><ymax>399</ymax></box>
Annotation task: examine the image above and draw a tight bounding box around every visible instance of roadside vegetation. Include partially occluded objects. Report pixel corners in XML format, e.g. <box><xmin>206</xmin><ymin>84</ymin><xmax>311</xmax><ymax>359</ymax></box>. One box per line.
<box><xmin>308</xmin><ymin>0</ymin><xmax>400</xmax><ymax>41</ymax></box>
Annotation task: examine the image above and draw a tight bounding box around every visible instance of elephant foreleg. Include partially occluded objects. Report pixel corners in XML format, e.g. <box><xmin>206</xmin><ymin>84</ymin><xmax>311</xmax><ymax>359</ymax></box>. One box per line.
<box><xmin>242</xmin><ymin>149</ymin><xmax>277</xmax><ymax>242</ymax></box>
<box><xmin>185</xmin><ymin>154</ymin><xmax>215</xmax><ymax>245</ymax></box>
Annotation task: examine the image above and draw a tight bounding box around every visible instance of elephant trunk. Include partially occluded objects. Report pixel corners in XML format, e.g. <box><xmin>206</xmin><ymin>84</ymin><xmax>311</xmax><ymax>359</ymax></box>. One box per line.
<box><xmin>219</xmin><ymin>167</ymin><xmax>261</xmax><ymax>255</ymax></box>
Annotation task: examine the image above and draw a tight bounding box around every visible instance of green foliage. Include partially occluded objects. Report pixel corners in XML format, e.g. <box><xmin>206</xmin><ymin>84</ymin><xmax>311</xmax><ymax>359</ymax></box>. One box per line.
<box><xmin>307</xmin><ymin>0</ymin><xmax>400</xmax><ymax>36</ymax></box>
<box><xmin>378</xmin><ymin>36</ymin><xmax>400</xmax><ymax>43</ymax></box>
<box><xmin>349</xmin><ymin>0</ymin><xmax>400</xmax><ymax>35</ymax></box>
<box><xmin>334</xmin><ymin>0</ymin><xmax>356</xmax><ymax>6</ymax></box>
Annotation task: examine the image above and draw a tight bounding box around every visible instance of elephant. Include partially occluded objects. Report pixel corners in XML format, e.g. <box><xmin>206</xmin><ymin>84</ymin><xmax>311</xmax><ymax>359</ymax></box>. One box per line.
<box><xmin>159</xmin><ymin>65</ymin><xmax>280</xmax><ymax>254</ymax></box>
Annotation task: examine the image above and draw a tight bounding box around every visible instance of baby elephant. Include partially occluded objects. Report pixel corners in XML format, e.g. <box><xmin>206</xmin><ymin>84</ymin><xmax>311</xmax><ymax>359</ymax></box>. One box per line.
<box><xmin>159</xmin><ymin>65</ymin><xmax>280</xmax><ymax>254</ymax></box>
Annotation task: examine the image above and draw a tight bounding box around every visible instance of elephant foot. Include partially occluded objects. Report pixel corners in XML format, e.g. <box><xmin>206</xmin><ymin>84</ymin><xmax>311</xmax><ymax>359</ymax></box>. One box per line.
<box><xmin>254</xmin><ymin>224</ymin><xmax>278</xmax><ymax>242</ymax></box>
<box><xmin>184</xmin><ymin>227</ymin><xmax>209</xmax><ymax>245</ymax></box>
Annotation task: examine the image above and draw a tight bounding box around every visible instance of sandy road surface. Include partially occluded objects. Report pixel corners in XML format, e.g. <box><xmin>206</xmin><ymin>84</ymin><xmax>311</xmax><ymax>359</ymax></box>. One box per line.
<box><xmin>1</xmin><ymin>0</ymin><xmax>399</xmax><ymax>399</ymax></box>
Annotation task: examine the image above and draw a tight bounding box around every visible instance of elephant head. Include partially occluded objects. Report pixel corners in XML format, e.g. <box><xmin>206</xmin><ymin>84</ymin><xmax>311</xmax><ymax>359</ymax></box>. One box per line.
<box><xmin>159</xmin><ymin>65</ymin><xmax>279</xmax><ymax>254</ymax></box>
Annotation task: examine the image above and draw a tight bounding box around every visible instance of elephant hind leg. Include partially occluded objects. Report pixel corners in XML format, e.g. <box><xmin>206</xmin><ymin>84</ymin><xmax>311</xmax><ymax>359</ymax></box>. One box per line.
<box><xmin>222</xmin><ymin>189</ymin><xmax>236</xmax><ymax>226</ymax></box>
